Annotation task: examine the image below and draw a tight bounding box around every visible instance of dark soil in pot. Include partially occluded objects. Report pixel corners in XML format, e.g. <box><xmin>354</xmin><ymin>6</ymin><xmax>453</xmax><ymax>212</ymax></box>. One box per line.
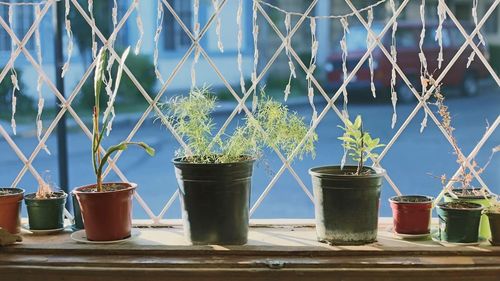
<box><xmin>173</xmin><ymin>157</ymin><xmax>254</xmax><ymax>245</ymax></box>
<box><xmin>0</xmin><ymin>188</ymin><xmax>25</xmax><ymax>234</ymax></box>
<box><xmin>436</xmin><ymin>201</ymin><xmax>483</xmax><ymax>243</ymax></box>
<box><xmin>389</xmin><ymin>195</ymin><xmax>433</xmax><ymax>235</ymax></box>
<box><xmin>309</xmin><ymin>165</ymin><xmax>384</xmax><ymax>245</ymax></box>
<box><xmin>24</xmin><ymin>192</ymin><xmax>67</xmax><ymax>230</ymax></box>
<box><xmin>74</xmin><ymin>182</ymin><xmax>136</xmax><ymax>241</ymax></box>
<box><xmin>486</xmin><ymin>212</ymin><xmax>500</xmax><ymax>245</ymax></box>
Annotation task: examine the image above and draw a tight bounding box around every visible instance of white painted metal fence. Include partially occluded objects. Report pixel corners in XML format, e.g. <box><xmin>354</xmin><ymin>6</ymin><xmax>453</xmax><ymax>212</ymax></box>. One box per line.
<box><xmin>0</xmin><ymin>0</ymin><xmax>498</xmax><ymax>224</ymax></box>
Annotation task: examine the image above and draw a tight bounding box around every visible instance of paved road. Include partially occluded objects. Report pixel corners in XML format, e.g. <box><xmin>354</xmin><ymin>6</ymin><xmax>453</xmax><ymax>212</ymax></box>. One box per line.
<box><xmin>1</xmin><ymin>81</ymin><xmax>499</xmax><ymax>219</ymax></box>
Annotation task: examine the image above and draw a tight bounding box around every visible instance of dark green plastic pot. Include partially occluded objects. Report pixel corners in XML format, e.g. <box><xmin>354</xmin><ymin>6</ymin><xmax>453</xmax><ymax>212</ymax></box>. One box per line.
<box><xmin>309</xmin><ymin>165</ymin><xmax>384</xmax><ymax>245</ymax></box>
<box><xmin>173</xmin><ymin>157</ymin><xmax>254</xmax><ymax>245</ymax></box>
<box><xmin>486</xmin><ymin>212</ymin><xmax>500</xmax><ymax>245</ymax></box>
<box><xmin>436</xmin><ymin>201</ymin><xmax>483</xmax><ymax>243</ymax></box>
<box><xmin>24</xmin><ymin>192</ymin><xmax>67</xmax><ymax>230</ymax></box>
<box><xmin>72</xmin><ymin>193</ymin><xmax>84</xmax><ymax>231</ymax></box>
<box><xmin>444</xmin><ymin>189</ymin><xmax>493</xmax><ymax>239</ymax></box>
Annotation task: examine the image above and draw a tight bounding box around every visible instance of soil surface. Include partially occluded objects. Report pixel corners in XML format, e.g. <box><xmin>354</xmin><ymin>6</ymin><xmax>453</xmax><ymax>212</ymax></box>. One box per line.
<box><xmin>440</xmin><ymin>201</ymin><xmax>482</xmax><ymax>210</ymax></box>
<box><xmin>0</xmin><ymin>188</ymin><xmax>22</xmax><ymax>196</ymax></box>
<box><xmin>177</xmin><ymin>155</ymin><xmax>253</xmax><ymax>164</ymax></box>
<box><xmin>392</xmin><ymin>196</ymin><xmax>432</xmax><ymax>203</ymax></box>
<box><xmin>449</xmin><ymin>189</ymin><xmax>491</xmax><ymax>198</ymax></box>
<box><xmin>79</xmin><ymin>183</ymin><xmax>131</xmax><ymax>193</ymax></box>
<box><xmin>25</xmin><ymin>192</ymin><xmax>66</xmax><ymax>200</ymax></box>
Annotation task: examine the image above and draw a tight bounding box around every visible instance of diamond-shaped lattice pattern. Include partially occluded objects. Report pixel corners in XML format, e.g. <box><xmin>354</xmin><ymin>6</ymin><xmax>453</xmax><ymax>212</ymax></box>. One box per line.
<box><xmin>0</xmin><ymin>0</ymin><xmax>498</xmax><ymax>224</ymax></box>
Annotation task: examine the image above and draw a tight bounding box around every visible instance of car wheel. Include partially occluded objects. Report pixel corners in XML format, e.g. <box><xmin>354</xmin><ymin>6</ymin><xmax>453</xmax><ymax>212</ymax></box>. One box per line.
<box><xmin>462</xmin><ymin>73</ymin><xmax>479</xmax><ymax>97</ymax></box>
<box><xmin>396</xmin><ymin>83</ymin><xmax>416</xmax><ymax>104</ymax></box>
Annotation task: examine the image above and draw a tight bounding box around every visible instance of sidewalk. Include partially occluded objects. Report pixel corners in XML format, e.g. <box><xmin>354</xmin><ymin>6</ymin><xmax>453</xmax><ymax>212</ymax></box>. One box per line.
<box><xmin>1</xmin><ymin>95</ymin><xmax>319</xmax><ymax>139</ymax></box>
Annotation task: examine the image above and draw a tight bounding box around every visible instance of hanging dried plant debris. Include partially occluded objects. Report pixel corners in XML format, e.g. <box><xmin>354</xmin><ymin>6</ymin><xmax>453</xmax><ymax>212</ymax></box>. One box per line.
<box><xmin>340</xmin><ymin>17</ymin><xmax>349</xmax><ymax>110</ymax></box>
<box><xmin>251</xmin><ymin>1</ymin><xmax>259</xmax><ymax>113</ymax></box>
<box><xmin>154</xmin><ymin>0</ymin><xmax>165</xmax><ymax>84</ymax></box>
<box><xmin>236</xmin><ymin>0</ymin><xmax>245</xmax><ymax>96</ymax></box>
<box><xmin>212</xmin><ymin>0</ymin><xmax>224</xmax><ymax>53</ymax></box>
<box><xmin>61</xmin><ymin>0</ymin><xmax>73</xmax><ymax>78</ymax></box>
<box><xmin>419</xmin><ymin>0</ymin><xmax>428</xmax><ymax>133</ymax></box>
<box><xmin>134</xmin><ymin>0</ymin><xmax>144</xmax><ymax>55</ymax></box>
<box><xmin>367</xmin><ymin>7</ymin><xmax>376</xmax><ymax>98</ymax></box>
<box><xmin>8</xmin><ymin>6</ymin><xmax>17</xmax><ymax>135</ymax></box>
<box><xmin>88</xmin><ymin>0</ymin><xmax>97</xmax><ymax>59</ymax></box>
<box><xmin>435</xmin><ymin>0</ymin><xmax>446</xmax><ymax>69</ymax></box>
<box><xmin>307</xmin><ymin>17</ymin><xmax>318</xmax><ymax>122</ymax></box>
<box><xmin>389</xmin><ymin>0</ymin><xmax>398</xmax><ymax>129</ymax></box>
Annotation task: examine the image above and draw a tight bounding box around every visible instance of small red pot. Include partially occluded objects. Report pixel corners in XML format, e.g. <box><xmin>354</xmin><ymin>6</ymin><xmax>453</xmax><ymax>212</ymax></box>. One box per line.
<box><xmin>74</xmin><ymin>182</ymin><xmax>136</xmax><ymax>241</ymax></box>
<box><xmin>389</xmin><ymin>195</ymin><xmax>433</xmax><ymax>235</ymax></box>
<box><xmin>0</xmin><ymin>188</ymin><xmax>24</xmax><ymax>234</ymax></box>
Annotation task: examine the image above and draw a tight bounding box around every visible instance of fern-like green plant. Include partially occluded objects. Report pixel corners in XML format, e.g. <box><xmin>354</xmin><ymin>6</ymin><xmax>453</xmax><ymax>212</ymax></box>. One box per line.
<box><xmin>338</xmin><ymin>115</ymin><xmax>384</xmax><ymax>175</ymax></box>
<box><xmin>160</xmin><ymin>87</ymin><xmax>316</xmax><ymax>164</ymax></box>
<box><xmin>92</xmin><ymin>47</ymin><xmax>155</xmax><ymax>192</ymax></box>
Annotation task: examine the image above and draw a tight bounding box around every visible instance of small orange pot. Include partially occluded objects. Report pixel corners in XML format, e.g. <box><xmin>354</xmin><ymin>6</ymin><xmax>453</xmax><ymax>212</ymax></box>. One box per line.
<box><xmin>0</xmin><ymin>188</ymin><xmax>25</xmax><ymax>234</ymax></box>
<box><xmin>73</xmin><ymin>182</ymin><xmax>136</xmax><ymax>241</ymax></box>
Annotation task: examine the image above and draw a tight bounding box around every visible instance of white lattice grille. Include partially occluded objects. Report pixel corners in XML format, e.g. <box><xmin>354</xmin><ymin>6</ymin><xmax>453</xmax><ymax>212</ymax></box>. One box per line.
<box><xmin>0</xmin><ymin>0</ymin><xmax>498</xmax><ymax>224</ymax></box>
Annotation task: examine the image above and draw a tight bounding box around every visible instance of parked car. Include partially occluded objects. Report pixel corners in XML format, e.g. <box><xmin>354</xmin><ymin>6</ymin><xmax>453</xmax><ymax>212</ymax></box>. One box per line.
<box><xmin>324</xmin><ymin>21</ymin><xmax>489</xmax><ymax>102</ymax></box>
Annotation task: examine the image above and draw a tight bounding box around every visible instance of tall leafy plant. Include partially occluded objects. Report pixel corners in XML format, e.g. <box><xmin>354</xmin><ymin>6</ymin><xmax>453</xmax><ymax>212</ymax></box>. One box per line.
<box><xmin>338</xmin><ymin>115</ymin><xmax>385</xmax><ymax>175</ymax></box>
<box><xmin>92</xmin><ymin>47</ymin><xmax>155</xmax><ymax>192</ymax></box>
<box><xmin>160</xmin><ymin>87</ymin><xmax>316</xmax><ymax>164</ymax></box>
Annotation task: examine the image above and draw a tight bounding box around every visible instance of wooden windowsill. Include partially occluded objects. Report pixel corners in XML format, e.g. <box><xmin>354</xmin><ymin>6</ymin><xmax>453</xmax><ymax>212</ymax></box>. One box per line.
<box><xmin>1</xmin><ymin>220</ymin><xmax>500</xmax><ymax>281</ymax></box>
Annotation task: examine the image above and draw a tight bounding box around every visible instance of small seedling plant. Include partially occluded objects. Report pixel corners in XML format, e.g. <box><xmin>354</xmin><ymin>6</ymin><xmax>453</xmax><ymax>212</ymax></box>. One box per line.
<box><xmin>91</xmin><ymin>47</ymin><xmax>155</xmax><ymax>192</ymax></box>
<box><xmin>338</xmin><ymin>115</ymin><xmax>385</xmax><ymax>175</ymax></box>
<box><xmin>424</xmin><ymin>74</ymin><xmax>498</xmax><ymax>198</ymax></box>
<box><xmin>160</xmin><ymin>87</ymin><xmax>316</xmax><ymax>164</ymax></box>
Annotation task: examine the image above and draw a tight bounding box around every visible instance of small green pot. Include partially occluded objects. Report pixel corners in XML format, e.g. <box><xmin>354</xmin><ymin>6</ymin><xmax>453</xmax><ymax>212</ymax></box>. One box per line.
<box><xmin>486</xmin><ymin>212</ymin><xmax>500</xmax><ymax>245</ymax></box>
<box><xmin>436</xmin><ymin>201</ymin><xmax>483</xmax><ymax>243</ymax></box>
<box><xmin>444</xmin><ymin>189</ymin><xmax>493</xmax><ymax>239</ymax></box>
<box><xmin>309</xmin><ymin>165</ymin><xmax>384</xmax><ymax>245</ymax></box>
<box><xmin>24</xmin><ymin>192</ymin><xmax>67</xmax><ymax>230</ymax></box>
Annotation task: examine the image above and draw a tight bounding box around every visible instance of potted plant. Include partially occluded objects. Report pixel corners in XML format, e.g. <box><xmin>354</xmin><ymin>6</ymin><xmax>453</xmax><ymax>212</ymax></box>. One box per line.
<box><xmin>309</xmin><ymin>115</ymin><xmax>385</xmax><ymax>245</ymax></box>
<box><xmin>484</xmin><ymin>200</ymin><xmax>500</xmax><ymax>245</ymax></box>
<box><xmin>73</xmin><ymin>47</ymin><xmax>155</xmax><ymax>241</ymax></box>
<box><xmin>425</xmin><ymin>75</ymin><xmax>496</xmax><ymax>243</ymax></box>
<box><xmin>160</xmin><ymin>88</ymin><xmax>316</xmax><ymax>245</ymax></box>
<box><xmin>24</xmin><ymin>178</ymin><xmax>67</xmax><ymax>231</ymax></box>
<box><xmin>0</xmin><ymin>187</ymin><xmax>25</xmax><ymax>234</ymax></box>
<box><xmin>389</xmin><ymin>195</ymin><xmax>433</xmax><ymax>236</ymax></box>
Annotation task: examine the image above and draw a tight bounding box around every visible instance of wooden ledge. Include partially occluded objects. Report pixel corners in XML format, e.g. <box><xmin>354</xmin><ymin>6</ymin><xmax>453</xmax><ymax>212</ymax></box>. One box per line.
<box><xmin>1</xmin><ymin>223</ymin><xmax>500</xmax><ymax>281</ymax></box>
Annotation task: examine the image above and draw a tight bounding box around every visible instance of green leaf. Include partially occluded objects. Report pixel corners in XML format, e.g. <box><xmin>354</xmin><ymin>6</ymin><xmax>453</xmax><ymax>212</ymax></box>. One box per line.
<box><xmin>94</xmin><ymin>47</ymin><xmax>107</xmax><ymax>103</ymax></box>
<box><xmin>354</xmin><ymin>115</ymin><xmax>362</xmax><ymax>129</ymax></box>
<box><xmin>338</xmin><ymin>136</ymin><xmax>355</xmax><ymax>143</ymax></box>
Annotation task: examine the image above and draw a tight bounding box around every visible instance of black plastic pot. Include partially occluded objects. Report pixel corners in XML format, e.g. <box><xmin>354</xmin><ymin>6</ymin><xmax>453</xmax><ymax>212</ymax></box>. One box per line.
<box><xmin>173</xmin><ymin>157</ymin><xmax>254</xmax><ymax>245</ymax></box>
<box><xmin>486</xmin><ymin>212</ymin><xmax>500</xmax><ymax>245</ymax></box>
<box><xmin>436</xmin><ymin>201</ymin><xmax>483</xmax><ymax>243</ymax></box>
<box><xmin>444</xmin><ymin>188</ymin><xmax>493</xmax><ymax>239</ymax></box>
<box><xmin>309</xmin><ymin>165</ymin><xmax>384</xmax><ymax>245</ymax></box>
<box><xmin>24</xmin><ymin>192</ymin><xmax>67</xmax><ymax>230</ymax></box>
<box><xmin>72</xmin><ymin>193</ymin><xmax>84</xmax><ymax>230</ymax></box>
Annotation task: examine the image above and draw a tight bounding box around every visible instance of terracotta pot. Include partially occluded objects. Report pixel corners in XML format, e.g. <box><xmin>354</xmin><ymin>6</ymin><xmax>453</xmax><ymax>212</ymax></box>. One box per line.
<box><xmin>74</xmin><ymin>182</ymin><xmax>136</xmax><ymax>241</ymax></box>
<box><xmin>0</xmin><ymin>188</ymin><xmax>25</xmax><ymax>234</ymax></box>
<box><xmin>389</xmin><ymin>195</ymin><xmax>433</xmax><ymax>235</ymax></box>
